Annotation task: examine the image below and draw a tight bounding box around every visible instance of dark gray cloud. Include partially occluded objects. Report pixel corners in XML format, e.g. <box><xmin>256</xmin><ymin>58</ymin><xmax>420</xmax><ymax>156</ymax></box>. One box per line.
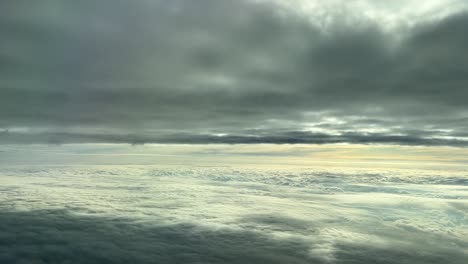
<box><xmin>1</xmin><ymin>0</ymin><xmax>467</xmax><ymax>145</ymax></box>
<box><xmin>2</xmin><ymin>209</ymin><xmax>465</xmax><ymax>264</ymax></box>
<box><xmin>0</xmin><ymin>209</ymin><xmax>314</xmax><ymax>264</ymax></box>
<box><xmin>2</xmin><ymin>130</ymin><xmax>468</xmax><ymax>147</ymax></box>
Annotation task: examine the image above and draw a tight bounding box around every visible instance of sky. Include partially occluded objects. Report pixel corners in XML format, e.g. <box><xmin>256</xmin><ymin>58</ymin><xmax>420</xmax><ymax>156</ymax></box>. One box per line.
<box><xmin>1</xmin><ymin>0</ymin><xmax>468</xmax><ymax>147</ymax></box>
<box><xmin>1</xmin><ymin>144</ymin><xmax>468</xmax><ymax>169</ymax></box>
<box><xmin>1</xmin><ymin>2</ymin><xmax>468</xmax><ymax>263</ymax></box>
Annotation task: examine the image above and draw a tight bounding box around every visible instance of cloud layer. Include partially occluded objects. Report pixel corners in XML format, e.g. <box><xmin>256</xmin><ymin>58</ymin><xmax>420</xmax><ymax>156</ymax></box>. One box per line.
<box><xmin>1</xmin><ymin>0</ymin><xmax>468</xmax><ymax>145</ymax></box>
<box><xmin>1</xmin><ymin>163</ymin><xmax>467</xmax><ymax>263</ymax></box>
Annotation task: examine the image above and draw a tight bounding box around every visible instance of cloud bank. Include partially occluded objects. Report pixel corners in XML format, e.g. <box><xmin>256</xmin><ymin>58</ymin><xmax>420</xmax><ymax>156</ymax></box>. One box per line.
<box><xmin>1</xmin><ymin>164</ymin><xmax>467</xmax><ymax>263</ymax></box>
<box><xmin>1</xmin><ymin>0</ymin><xmax>468</xmax><ymax>145</ymax></box>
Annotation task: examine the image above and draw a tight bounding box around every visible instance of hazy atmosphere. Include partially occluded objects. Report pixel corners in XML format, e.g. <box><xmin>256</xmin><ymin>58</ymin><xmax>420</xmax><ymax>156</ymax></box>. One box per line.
<box><xmin>1</xmin><ymin>0</ymin><xmax>467</xmax><ymax>263</ymax></box>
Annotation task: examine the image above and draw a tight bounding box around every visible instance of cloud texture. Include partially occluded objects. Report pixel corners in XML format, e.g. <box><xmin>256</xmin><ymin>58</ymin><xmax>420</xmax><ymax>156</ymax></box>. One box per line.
<box><xmin>1</xmin><ymin>0</ymin><xmax>468</xmax><ymax>145</ymax></box>
<box><xmin>1</xmin><ymin>163</ymin><xmax>467</xmax><ymax>263</ymax></box>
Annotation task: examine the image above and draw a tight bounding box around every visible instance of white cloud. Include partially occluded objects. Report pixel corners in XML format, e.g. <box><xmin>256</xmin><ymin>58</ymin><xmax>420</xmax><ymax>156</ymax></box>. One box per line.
<box><xmin>269</xmin><ymin>0</ymin><xmax>468</xmax><ymax>31</ymax></box>
<box><xmin>1</xmin><ymin>156</ymin><xmax>467</xmax><ymax>263</ymax></box>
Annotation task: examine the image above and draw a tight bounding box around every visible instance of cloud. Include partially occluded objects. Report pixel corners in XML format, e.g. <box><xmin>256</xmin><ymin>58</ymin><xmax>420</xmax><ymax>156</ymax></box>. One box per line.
<box><xmin>4</xmin><ymin>209</ymin><xmax>464</xmax><ymax>264</ymax></box>
<box><xmin>2</xmin><ymin>130</ymin><xmax>468</xmax><ymax>147</ymax></box>
<box><xmin>3</xmin><ymin>210</ymin><xmax>465</xmax><ymax>264</ymax></box>
<box><xmin>0</xmin><ymin>0</ymin><xmax>467</xmax><ymax>145</ymax></box>
<box><xmin>0</xmin><ymin>209</ymin><xmax>316</xmax><ymax>264</ymax></box>
<box><xmin>1</xmin><ymin>164</ymin><xmax>467</xmax><ymax>263</ymax></box>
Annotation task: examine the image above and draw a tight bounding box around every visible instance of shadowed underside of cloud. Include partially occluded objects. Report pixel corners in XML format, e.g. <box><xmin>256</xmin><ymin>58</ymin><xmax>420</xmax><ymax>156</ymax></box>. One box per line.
<box><xmin>0</xmin><ymin>0</ymin><xmax>468</xmax><ymax>145</ymax></box>
<box><xmin>0</xmin><ymin>209</ymin><xmax>466</xmax><ymax>264</ymax></box>
<box><xmin>2</xmin><ymin>130</ymin><xmax>468</xmax><ymax>147</ymax></box>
